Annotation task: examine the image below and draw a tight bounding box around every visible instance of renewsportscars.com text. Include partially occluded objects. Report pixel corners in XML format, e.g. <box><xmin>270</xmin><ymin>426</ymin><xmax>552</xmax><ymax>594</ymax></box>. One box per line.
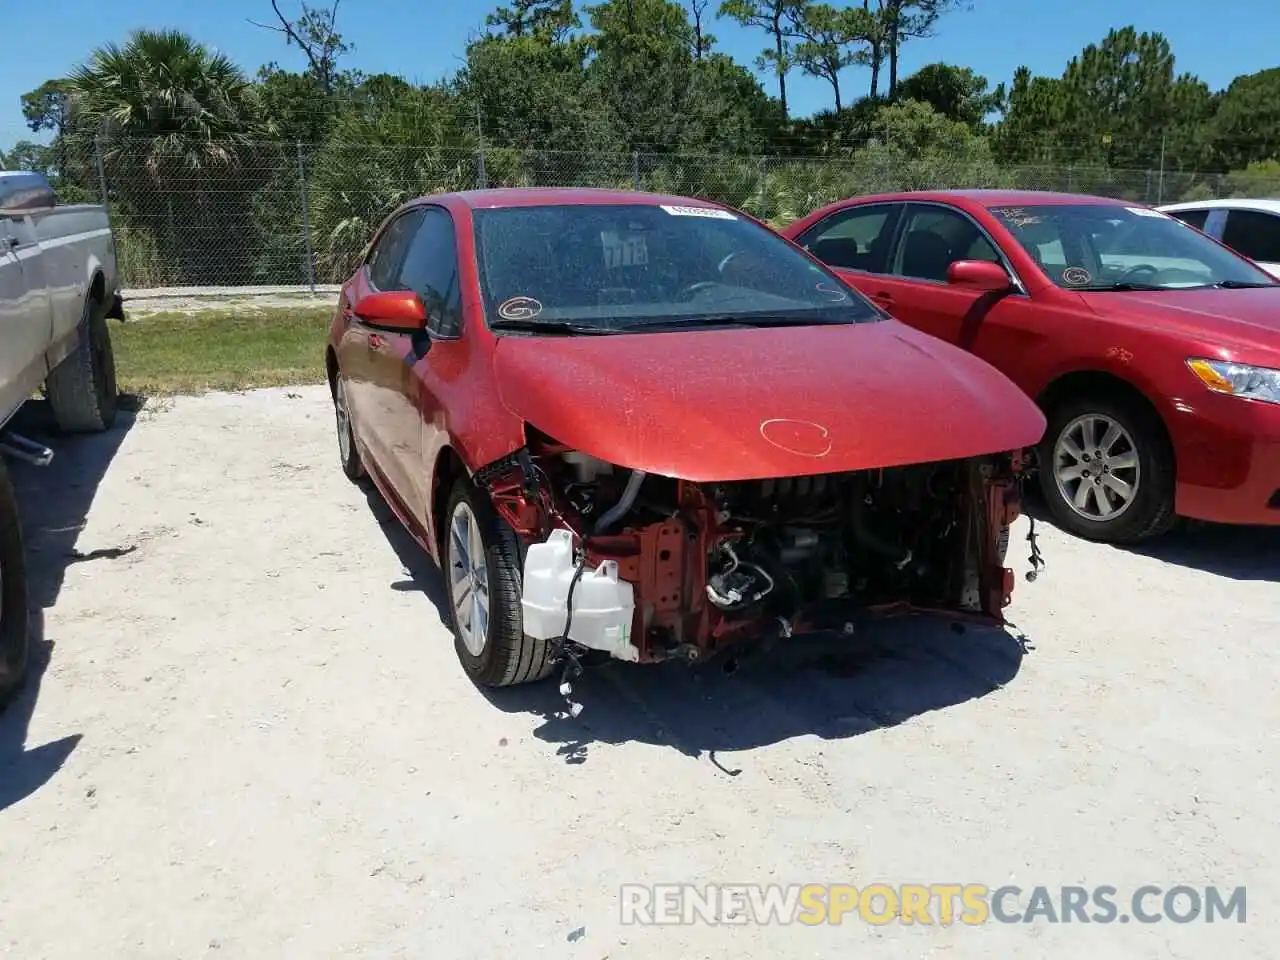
<box><xmin>619</xmin><ymin>883</ymin><xmax>1247</xmax><ymax>926</ymax></box>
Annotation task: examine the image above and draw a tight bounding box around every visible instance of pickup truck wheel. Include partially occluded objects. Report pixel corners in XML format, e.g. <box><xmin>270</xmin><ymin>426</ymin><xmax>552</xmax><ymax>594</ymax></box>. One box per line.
<box><xmin>444</xmin><ymin>477</ymin><xmax>554</xmax><ymax>688</ymax></box>
<box><xmin>0</xmin><ymin>462</ymin><xmax>30</xmax><ymax>712</ymax></box>
<box><xmin>1038</xmin><ymin>394</ymin><xmax>1176</xmax><ymax>544</ymax></box>
<box><xmin>47</xmin><ymin>296</ymin><xmax>118</xmax><ymax>434</ymax></box>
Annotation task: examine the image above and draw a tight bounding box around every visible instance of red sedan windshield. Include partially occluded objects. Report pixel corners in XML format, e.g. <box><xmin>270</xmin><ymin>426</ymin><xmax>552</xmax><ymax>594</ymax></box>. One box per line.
<box><xmin>471</xmin><ymin>202</ymin><xmax>882</xmax><ymax>330</ymax></box>
<box><xmin>990</xmin><ymin>203</ymin><xmax>1278</xmax><ymax>291</ymax></box>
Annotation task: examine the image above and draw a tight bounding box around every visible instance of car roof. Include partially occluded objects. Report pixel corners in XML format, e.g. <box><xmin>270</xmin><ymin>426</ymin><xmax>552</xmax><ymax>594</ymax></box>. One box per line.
<box><xmin>429</xmin><ymin>187</ymin><xmax>733</xmax><ymax>212</ymax></box>
<box><xmin>1158</xmin><ymin>197</ymin><xmax>1280</xmax><ymax>214</ymax></box>
<box><xmin>832</xmin><ymin>189</ymin><xmax>1130</xmax><ymax>208</ymax></box>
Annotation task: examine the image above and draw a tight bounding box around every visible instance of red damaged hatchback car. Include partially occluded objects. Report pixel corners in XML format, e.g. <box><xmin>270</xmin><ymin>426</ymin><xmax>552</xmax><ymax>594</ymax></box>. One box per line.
<box><xmin>783</xmin><ymin>190</ymin><xmax>1280</xmax><ymax>544</ymax></box>
<box><xmin>326</xmin><ymin>188</ymin><xmax>1045</xmax><ymax>688</ymax></box>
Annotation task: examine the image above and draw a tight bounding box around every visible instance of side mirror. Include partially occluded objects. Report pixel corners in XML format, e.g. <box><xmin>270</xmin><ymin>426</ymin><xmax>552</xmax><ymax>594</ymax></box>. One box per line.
<box><xmin>352</xmin><ymin>290</ymin><xmax>429</xmax><ymax>333</ymax></box>
<box><xmin>946</xmin><ymin>259</ymin><xmax>1013</xmax><ymax>292</ymax></box>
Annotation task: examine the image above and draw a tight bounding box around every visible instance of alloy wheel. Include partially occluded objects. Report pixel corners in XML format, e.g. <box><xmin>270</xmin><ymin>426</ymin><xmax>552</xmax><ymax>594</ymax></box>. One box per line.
<box><xmin>448</xmin><ymin>500</ymin><xmax>490</xmax><ymax>657</ymax></box>
<box><xmin>334</xmin><ymin>379</ymin><xmax>352</xmax><ymax>465</ymax></box>
<box><xmin>1052</xmin><ymin>413</ymin><xmax>1141</xmax><ymax>521</ymax></box>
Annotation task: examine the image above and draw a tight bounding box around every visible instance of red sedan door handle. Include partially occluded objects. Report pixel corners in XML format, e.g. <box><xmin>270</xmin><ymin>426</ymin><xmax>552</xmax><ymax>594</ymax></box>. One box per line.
<box><xmin>871</xmin><ymin>290</ymin><xmax>894</xmax><ymax>307</ymax></box>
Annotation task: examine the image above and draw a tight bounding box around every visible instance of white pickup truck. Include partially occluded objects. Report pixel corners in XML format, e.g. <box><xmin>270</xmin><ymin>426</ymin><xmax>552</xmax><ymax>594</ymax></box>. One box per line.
<box><xmin>1</xmin><ymin>169</ymin><xmax>124</xmax><ymax>709</ymax></box>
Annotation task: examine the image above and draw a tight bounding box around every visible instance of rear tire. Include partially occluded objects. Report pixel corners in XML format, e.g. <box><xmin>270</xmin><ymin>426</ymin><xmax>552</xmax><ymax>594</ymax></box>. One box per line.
<box><xmin>0</xmin><ymin>462</ymin><xmax>30</xmax><ymax>712</ymax></box>
<box><xmin>444</xmin><ymin>476</ymin><xmax>554</xmax><ymax>688</ymax></box>
<box><xmin>47</xmin><ymin>295</ymin><xmax>118</xmax><ymax>434</ymax></box>
<box><xmin>1038</xmin><ymin>393</ymin><xmax>1176</xmax><ymax>544</ymax></box>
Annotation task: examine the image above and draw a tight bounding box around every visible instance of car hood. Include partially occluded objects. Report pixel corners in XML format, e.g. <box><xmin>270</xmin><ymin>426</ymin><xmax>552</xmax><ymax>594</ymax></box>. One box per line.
<box><xmin>1083</xmin><ymin>287</ymin><xmax>1280</xmax><ymax>354</ymax></box>
<box><xmin>492</xmin><ymin>319</ymin><xmax>1046</xmax><ymax>481</ymax></box>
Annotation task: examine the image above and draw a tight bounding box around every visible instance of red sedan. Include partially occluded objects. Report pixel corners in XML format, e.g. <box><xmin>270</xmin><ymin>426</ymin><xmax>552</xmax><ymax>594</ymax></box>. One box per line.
<box><xmin>783</xmin><ymin>190</ymin><xmax>1280</xmax><ymax>543</ymax></box>
<box><xmin>326</xmin><ymin>188</ymin><xmax>1044</xmax><ymax>687</ymax></box>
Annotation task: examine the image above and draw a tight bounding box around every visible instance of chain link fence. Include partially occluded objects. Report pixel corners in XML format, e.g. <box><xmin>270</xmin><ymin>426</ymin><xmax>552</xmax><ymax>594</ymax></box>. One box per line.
<box><xmin>50</xmin><ymin>137</ymin><xmax>1280</xmax><ymax>291</ymax></box>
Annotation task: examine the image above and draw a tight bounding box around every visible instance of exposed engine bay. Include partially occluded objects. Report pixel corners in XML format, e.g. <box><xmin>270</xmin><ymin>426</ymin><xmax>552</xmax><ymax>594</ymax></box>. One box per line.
<box><xmin>474</xmin><ymin>426</ymin><xmax>1037</xmax><ymax>668</ymax></box>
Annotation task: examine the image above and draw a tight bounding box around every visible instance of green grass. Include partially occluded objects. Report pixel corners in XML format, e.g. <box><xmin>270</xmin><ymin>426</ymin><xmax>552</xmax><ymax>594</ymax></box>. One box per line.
<box><xmin>112</xmin><ymin>307</ymin><xmax>334</xmax><ymax>395</ymax></box>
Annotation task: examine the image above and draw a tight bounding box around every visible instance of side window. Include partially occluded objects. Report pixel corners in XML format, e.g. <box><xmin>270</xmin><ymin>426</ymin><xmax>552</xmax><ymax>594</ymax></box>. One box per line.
<box><xmin>895</xmin><ymin>205</ymin><xmax>1001</xmax><ymax>283</ymax></box>
<box><xmin>796</xmin><ymin>204</ymin><xmax>900</xmax><ymax>274</ymax></box>
<box><xmin>1032</xmin><ymin>239</ymin><xmax>1067</xmax><ymax>270</ymax></box>
<box><xmin>1221</xmin><ymin>210</ymin><xmax>1280</xmax><ymax>263</ymax></box>
<box><xmin>395</xmin><ymin>207</ymin><xmax>463</xmax><ymax>337</ymax></box>
<box><xmin>1169</xmin><ymin>208</ymin><xmax>1209</xmax><ymax>231</ymax></box>
<box><xmin>367</xmin><ymin>210</ymin><xmax>423</xmax><ymax>291</ymax></box>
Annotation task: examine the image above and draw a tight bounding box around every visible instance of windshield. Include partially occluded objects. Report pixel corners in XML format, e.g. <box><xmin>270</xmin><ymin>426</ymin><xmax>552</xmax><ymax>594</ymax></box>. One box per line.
<box><xmin>471</xmin><ymin>202</ymin><xmax>881</xmax><ymax>332</ymax></box>
<box><xmin>989</xmin><ymin>203</ymin><xmax>1278</xmax><ymax>291</ymax></box>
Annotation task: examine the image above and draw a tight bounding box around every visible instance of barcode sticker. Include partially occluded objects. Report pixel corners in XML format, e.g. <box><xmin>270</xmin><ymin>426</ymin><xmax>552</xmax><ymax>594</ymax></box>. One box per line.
<box><xmin>660</xmin><ymin>204</ymin><xmax>737</xmax><ymax>220</ymax></box>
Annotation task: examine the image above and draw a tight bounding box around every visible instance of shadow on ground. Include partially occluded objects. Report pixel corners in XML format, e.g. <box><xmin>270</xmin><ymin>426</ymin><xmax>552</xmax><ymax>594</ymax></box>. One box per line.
<box><xmin>1023</xmin><ymin>493</ymin><xmax>1280</xmax><ymax>582</ymax></box>
<box><xmin>1122</xmin><ymin>521</ymin><xmax>1280</xmax><ymax>582</ymax></box>
<box><xmin>361</xmin><ymin>478</ymin><xmax>450</xmax><ymax>616</ymax></box>
<box><xmin>364</xmin><ymin>477</ymin><xmax>1031</xmax><ymax>763</ymax></box>
<box><xmin>485</xmin><ymin>617</ymin><xmax>1030</xmax><ymax>765</ymax></box>
<box><xmin>0</xmin><ymin>395</ymin><xmax>140</xmax><ymax>811</ymax></box>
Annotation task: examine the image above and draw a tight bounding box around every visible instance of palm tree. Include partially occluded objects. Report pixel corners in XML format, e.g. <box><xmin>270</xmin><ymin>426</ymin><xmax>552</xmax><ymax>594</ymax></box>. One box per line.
<box><xmin>67</xmin><ymin>29</ymin><xmax>262</xmax><ymax>175</ymax></box>
<box><xmin>66</xmin><ymin>30</ymin><xmax>269</xmax><ymax>285</ymax></box>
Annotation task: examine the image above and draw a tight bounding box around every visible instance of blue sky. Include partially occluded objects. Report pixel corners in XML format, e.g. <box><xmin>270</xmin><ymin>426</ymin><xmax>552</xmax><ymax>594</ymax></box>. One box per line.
<box><xmin>3</xmin><ymin>0</ymin><xmax>1278</xmax><ymax>147</ymax></box>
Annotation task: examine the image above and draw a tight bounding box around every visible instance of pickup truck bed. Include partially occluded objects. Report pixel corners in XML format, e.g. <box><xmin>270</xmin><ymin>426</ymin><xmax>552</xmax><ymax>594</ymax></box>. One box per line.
<box><xmin>1</xmin><ymin>170</ymin><xmax>124</xmax><ymax>708</ymax></box>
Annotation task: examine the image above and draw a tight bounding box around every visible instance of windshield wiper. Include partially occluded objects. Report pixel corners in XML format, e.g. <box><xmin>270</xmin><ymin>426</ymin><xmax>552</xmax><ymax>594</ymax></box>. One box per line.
<box><xmin>488</xmin><ymin>318</ymin><xmax>619</xmax><ymax>335</ymax></box>
<box><xmin>1078</xmin><ymin>279</ymin><xmax>1279</xmax><ymax>292</ymax></box>
<box><xmin>1074</xmin><ymin>282</ymin><xmax>1168</xmax><ymax>292</ymax></box>
<box><xmin>622</xmin><ymin>313</ymin><xmax>855</xmax><ymax>331</ymax></box>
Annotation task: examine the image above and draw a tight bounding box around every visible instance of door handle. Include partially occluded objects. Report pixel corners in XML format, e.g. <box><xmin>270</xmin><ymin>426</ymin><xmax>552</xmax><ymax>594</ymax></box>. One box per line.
<box><xmin>871</xmin><ymin>291</ymin><xmax>894</xmax><ymax>305</ymax></box>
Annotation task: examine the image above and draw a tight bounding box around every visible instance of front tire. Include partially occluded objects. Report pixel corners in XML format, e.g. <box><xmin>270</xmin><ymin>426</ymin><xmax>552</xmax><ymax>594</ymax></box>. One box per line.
<box><xmin>444</xmin><ymin>477</ymin><xmax>554</xmax><ymax>687</ymax></box>
<box><xmin>47</xmin><ymin>295</ymin><xmax>118</xmax><ymax>434</ymax></box>
<box><xmin>1038</xmin><ymin>393</ymin><xmax>1176</xmax><ymax>544</ymax></box>
<box><xmin>0</xmin><ymin>462</ymin><xmax>30</xmax><ymax>712</ymax></box>
<box><xmin>333</xmin><ymin>377</ymin><xmax>364</xmax><ymax>482</ymax></box>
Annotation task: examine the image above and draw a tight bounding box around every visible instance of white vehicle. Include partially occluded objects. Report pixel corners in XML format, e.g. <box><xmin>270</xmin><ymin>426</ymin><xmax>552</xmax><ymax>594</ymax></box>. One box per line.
<box><xmin>1</xmin><ymin>170</ymin><xmax>124</xmax><ymax>709</ymax></box>
<box><xmin>1157</xmin><ymin>197</ymin><xmax>1280</xmax><ymax>279</ymax></box>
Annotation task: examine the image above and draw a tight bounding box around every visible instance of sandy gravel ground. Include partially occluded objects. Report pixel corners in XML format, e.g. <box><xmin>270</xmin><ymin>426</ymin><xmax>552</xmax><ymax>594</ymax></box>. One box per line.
<box><xmin>123</xmin><ymin>286</ymin><xmax>339</xmax><ymax>315</ymax></box>
<box><xmin>2</xmin><ymin>386</ymin><xmax>1278</xmax><ymax>959</ymax></box>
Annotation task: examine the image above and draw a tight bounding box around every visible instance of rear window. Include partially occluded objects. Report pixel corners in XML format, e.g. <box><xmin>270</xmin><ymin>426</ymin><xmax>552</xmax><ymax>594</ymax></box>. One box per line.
<box><xmin>1222</xmin><ymin>209</ymin><xmax>1280</xmax><ymax>263</ymax></box>
<box><xmin>1167</xmin><ymin>208</ymin><xmax>1210</xmax><ymax>231</ymax></box>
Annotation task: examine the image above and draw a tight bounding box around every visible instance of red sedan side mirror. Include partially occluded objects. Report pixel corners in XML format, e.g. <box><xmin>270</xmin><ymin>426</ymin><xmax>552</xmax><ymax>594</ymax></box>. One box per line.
<box><xmin>947</xmin><ymin>260</ymin><xmax>1013</xmax><ymax>292</ymax></box>
<box><xmin>352</xmin><ymin>291</ymin><xmax>429</xmax><ymax>332</ymax></box>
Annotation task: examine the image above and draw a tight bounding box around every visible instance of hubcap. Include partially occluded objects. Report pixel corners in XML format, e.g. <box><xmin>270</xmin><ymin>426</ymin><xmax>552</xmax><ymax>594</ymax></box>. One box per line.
<box><xmin>448</xmin><ymin>501</ymin><xmax>490</xmax><ymax>657</ymax></box>
<box><xmin>1053</xmin><ymin>413</ymin><xmax>1141</xmax><ymax>521</ymax></box>
<box><xmin>334</xmin><ymin>380</ymin><xmax>352</xmax><ymax>464</ymax></box>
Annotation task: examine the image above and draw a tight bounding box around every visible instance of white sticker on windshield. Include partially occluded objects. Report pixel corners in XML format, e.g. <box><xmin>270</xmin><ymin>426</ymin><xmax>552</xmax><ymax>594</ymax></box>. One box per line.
<box><xmin>660</xmin><ymin>204</ymin><xmax>737</xmax><ymax>220</ymax></box>
<box><xmin>1125</xmin><ymin>206</ymin><xmax>1169</xmax><ymax>218</ymax></box>
<box><xmin>600</xmin><ymin>230</ymin><xmax>648</xmax><ymax>268</ymax></box>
